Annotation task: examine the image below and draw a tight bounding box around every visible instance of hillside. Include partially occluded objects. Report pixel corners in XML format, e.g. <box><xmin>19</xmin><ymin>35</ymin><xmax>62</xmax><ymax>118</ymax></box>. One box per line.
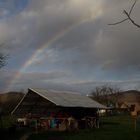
<box><xmin>118</xmin><ymin>90</ymin><xmax>140</xmax><ymax>103</ymax></box>
<box><xmin>0</xmin><ymin>92</ymin><xmax>24</xmax><ymax>115</ymax></box>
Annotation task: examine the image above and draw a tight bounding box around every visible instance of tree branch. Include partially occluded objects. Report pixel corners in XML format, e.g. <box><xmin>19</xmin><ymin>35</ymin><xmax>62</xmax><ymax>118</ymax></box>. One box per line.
<box><xmin>108</xmin><ymin>18</ymin><xmax>129</xmax><ymax>25</ymax></box>
<box><xmin>129</xmin><ymin>0</ymin><xmax>137</xmax><ymax>15</ymax></box>
<box><xmin>123</xmin><ymin>10</ymin><xmax>140</xmax><ymax>28</ymax></box>
<box><xmin>109</xmin><ymin>0</ymin><xmax>140</xmax><ymax>28</ymax></box>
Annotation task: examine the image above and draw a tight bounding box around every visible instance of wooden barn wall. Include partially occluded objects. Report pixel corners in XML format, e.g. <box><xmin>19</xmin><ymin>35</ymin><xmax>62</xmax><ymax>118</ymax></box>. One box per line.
<box><xmin>13</xmin><ymin>90</ymin><xmax>60</xmax><ymax>116</ymax></box>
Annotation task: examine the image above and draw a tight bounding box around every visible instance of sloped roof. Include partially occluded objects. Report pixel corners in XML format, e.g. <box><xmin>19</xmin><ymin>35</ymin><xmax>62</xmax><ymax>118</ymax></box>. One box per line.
<box><xmin>12</xmin><ymin>88</ymin><xmax>106</xmax><ymax>115</ymax></box>
<box><xmin>29</xmin><ymin>88</ymin><xmax>106</xmax><ymax>108</ymax></box>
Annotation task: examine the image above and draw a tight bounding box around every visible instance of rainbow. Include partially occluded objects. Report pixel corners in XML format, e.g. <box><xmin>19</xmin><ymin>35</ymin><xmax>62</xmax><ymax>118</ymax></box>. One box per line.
<box><xmin>7</xmin><ymin>16</ymin><xmax>96</xmax><ymax>91</ymax></box>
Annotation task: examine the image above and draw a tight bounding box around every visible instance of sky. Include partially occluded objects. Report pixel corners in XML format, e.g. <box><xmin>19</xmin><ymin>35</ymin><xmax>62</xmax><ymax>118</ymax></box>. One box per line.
<box><xmin>0</xmin><ymin>0</ymin><xmax>140</xmax><ymax>94</ymax></box>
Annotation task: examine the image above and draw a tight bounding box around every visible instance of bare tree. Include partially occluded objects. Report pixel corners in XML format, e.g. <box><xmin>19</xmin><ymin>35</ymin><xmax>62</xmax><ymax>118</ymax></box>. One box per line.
<box><xmin>91</xmin><ymin>85</ymin><xmax>121</xmax><ymax>107</ymax></box>
<box><xmin>109</xmin><ymin>0</ymin><xmax>140</xmax><ymax>28</ymax></box>
<box><xmin>0</xmin><ymin>44</ymin><xmax>8</xmax><ymax>129</ymax></box>
<box><xmin>0</xmin><ymin>44</ymin><xmax>8</xmax><ymax>69</ymax></box>
<box><xmin>0</xmin><ymin>53</ymin><xmax>7</xmax><ymax>69</ymax></box>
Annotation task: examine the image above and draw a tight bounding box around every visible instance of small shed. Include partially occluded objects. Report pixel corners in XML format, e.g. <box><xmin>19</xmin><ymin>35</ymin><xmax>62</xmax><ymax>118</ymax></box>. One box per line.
<box><xmin>12</xmin><ymin>88</ymin><xmax>106</xmax><ymax>130</ymax></box>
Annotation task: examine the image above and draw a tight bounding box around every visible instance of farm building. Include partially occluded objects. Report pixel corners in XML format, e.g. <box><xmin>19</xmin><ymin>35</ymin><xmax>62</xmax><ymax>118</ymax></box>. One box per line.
<box><xmin>116</xmin><ymin>90</ymin><xmax>140</xmax><ymax>116</ymax></box>
<box><xmin>12</xmin><ymin>88</ymin><xmax>106</xmax><ymax>130</ymax></box>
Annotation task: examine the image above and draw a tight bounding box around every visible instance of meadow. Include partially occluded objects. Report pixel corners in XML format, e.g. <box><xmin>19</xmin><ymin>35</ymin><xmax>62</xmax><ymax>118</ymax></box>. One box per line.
<box><xmin>27</xmin><ymin>116</ymin><xmax>140</xmax><ymax>140</ymax></box>
<box><xmin>0</xmin><ymin>115</ymin><xmax>140</xmax><ymax>140</ymax></box>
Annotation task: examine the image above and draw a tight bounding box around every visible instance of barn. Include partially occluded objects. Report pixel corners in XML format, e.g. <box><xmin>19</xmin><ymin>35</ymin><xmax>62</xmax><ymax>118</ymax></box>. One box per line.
<box><xmin>12</xmin><ymin>88</ymin><xmax>106</xmax><ymax>130</ymax></box>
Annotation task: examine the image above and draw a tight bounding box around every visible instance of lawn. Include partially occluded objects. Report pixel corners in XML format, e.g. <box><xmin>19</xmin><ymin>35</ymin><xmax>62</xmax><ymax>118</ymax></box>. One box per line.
<box><xmin>27</xmin><ymin>116</ymin><xmax>140</xmax><ymax>140</ymax></box>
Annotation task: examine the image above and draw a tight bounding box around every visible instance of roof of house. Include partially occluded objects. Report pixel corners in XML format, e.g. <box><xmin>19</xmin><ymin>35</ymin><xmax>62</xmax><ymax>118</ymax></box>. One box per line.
<box><xmin>29</xmin><ymin>88</ymin><xmax>106</xmax><ymax>108</ymax></box>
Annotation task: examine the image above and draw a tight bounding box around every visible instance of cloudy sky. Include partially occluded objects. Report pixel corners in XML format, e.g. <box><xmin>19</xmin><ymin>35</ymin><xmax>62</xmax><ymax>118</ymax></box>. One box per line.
<box><xmin>0</xmin><ymin>0</ymin><xmax>140</xmax><ymax>94</ymax></box>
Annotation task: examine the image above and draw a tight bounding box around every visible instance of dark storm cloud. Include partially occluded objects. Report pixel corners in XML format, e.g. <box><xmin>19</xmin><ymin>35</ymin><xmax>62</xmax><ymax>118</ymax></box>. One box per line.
<box><xmin>1</xmin><ymin>0</ymin><xmax>140</xmax><ymax>92</ymax></box>
<box><xmin>45</xmin><ymin>0</ymin><xmax>140</xmax><ymax>76</ymax></box>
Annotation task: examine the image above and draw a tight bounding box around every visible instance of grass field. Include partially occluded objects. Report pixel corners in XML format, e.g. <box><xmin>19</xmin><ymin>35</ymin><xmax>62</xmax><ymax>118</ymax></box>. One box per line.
<box><xmin>0</xmin><ymin>115</ymin><xmax>140</xmax><ymax>140</ymax></box>
<box><xmin>27</xmin><ymin>116</ymin><xmax>140</xmax><ymax>140</ymax></box>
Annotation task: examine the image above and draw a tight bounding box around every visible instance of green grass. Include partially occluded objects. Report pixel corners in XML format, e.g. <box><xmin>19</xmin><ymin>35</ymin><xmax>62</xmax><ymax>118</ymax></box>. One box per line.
<box><xmin>27</xmin><ymin>116</ymin><xmax>140</xmax><ymax>140</ymax></box>
<box><xmin>1</xmin><ymin>115</ymin><xmax>140</xmax><ymax>140</ymax></box>
<box><xmin>0</xmin><ymin>115</ymin><xmax>31</xmax><ymax>140</ymax></box>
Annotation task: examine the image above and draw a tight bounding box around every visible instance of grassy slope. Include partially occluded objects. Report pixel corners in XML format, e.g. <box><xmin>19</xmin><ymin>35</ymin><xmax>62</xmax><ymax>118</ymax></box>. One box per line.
<box><xmin>28</xmin><ymin>116</ymin><xmax>140</xmax><ymax>140</ymax></box>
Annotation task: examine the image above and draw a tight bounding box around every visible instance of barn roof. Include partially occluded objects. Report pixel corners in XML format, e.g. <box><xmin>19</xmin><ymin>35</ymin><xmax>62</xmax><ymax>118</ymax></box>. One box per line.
<box><xmin>29</xmin><ymin>88</ymin><xmax>106</xmax><ymax>108</ymax></box>
<box><xmin>12</xmin><ymin>88</ymin><xmax>106</xmax><ymax>115</ymax></box>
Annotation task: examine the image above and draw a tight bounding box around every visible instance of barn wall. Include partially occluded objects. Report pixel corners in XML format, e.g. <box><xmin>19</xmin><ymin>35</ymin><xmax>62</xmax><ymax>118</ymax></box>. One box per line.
<box><xmin>13</xmin><ymin>90</ymin><xmax>59</xmax><ymax>116</ymax></box>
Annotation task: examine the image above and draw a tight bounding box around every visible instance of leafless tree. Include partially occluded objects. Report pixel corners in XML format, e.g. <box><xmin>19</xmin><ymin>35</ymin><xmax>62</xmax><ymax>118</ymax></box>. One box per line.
<box><xmin>109</xmin><ymin>0</ymin><xmax>140</xmax><ymax>28</ymax></box>
<box><xmin>91</xmin><ymin>85</ymin><xmax>121</xmax><ymax>107</ymax></box>
<box><xmin>0</xmin><ymin>44</ymin><xmax>7</xmax><ymax>69</ymax></box>
<box><xmin>0</xmin><ymin>44</ymin><xmax>8</xmax><ymax>128</ymax></box>
<box><xmin>0</xmin><ymin>53</ymin><xmax>7</xmax><ymax>69</ymax></box>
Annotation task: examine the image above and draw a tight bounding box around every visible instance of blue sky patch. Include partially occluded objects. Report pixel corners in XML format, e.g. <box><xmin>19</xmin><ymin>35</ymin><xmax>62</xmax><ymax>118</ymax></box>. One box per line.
<box><xmin>0</xmin><ymin>0</ymin><xmax>28</xmax><ymax>19</ymax></box>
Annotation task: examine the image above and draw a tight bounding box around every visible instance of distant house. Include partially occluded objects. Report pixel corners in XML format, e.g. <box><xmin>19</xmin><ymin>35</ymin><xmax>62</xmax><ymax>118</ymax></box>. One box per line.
<box><xmin>90</xmin><ymin>90</ymin><xmax>140</xmax><ymax>116</ymax></box>
<box><xmin>120</xmin><ymin>102</ymin><xmax>140</xmax><ymax>116</ymax></box>
<box><xmin>117</xmin><ymin>90</ymin><xmax>140</xmax><ymax>116</ymax></box>
<box><xmin>12</xmin><ymin>88</ymin><xmax>106</xmax><ymax>130</ymax></box>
